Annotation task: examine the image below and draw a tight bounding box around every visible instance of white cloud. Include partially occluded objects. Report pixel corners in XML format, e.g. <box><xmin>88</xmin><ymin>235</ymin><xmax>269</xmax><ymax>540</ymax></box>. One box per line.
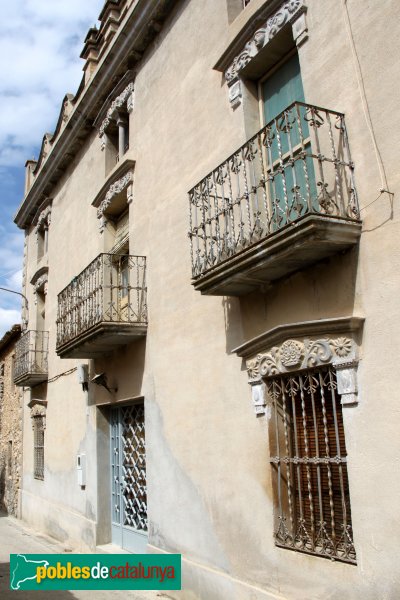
<box><xmin>6</xmin><ymin>270</ymin><xmax>23</xmax><ymax>290</ymax></box>
<box><xmin>0</xmin><ymin>0</ymin><xmax>105</xmax><ymax>336</ymax></box>
<box><xmin>0</xmin><ymin>228</ymin><xmax>24</xmax><ymax>330</ymax></box>
<box><xmin>0</xmin><ymin>0</ymin><xmax>104</xmax><ymax>167</ymax></box>
<box><xmin>0</xmin><ymin>307</ymin><xmax>21</xmax><ymax>339</ymax></box>
<box><xmin>0</xmin><ymin>227</ymin><xmax>24</xmax><ymax>274</ymax></box>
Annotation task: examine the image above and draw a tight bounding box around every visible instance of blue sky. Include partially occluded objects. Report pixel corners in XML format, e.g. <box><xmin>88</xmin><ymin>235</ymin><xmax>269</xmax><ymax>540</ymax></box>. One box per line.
<box><xmin>0</xmin><ymin>0</ymin><xmax>104</xmax><ymax>337</ymax></box>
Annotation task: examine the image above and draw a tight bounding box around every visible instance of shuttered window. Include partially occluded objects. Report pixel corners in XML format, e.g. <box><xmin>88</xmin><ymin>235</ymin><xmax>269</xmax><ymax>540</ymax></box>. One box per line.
<box><xmin>33</xmin><ymin>415</ymin><xmax>45</xmax><ymax>480</ymax></box>
<box><xmin>266</xmin><ymin>366</ymin><xmax>356</xmax><ymax>564</ymax></box>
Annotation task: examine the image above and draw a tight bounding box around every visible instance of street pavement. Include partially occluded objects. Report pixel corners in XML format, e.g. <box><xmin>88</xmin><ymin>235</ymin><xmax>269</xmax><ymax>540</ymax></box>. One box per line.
<box><xmin>0</xmin><ymin>513</ymin><xmax>171</xmax><ymax>599</ymax></box>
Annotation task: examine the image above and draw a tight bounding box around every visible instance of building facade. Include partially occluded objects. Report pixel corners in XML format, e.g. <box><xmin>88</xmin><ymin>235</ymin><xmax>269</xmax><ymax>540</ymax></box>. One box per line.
<box><xmin>0</xmin><ymin>324</ymin><xmax>22</xmax><ymax>516</ymax></box>
<box><xmin>14</xmin><ymin>0</ymin><xmax>400</xmax><ymax>598</ymax></box>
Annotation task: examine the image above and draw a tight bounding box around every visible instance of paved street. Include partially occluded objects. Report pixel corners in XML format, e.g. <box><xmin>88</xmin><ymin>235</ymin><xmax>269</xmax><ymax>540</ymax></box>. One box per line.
<box><xmin>0</xmin><ymin>513</ymin><xmax>171</xmax><ymax>599</ymax></box>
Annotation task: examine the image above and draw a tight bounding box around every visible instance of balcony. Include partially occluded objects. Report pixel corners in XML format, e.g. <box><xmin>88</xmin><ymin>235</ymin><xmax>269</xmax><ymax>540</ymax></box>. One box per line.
<box><xmin>188</xmin><ymin>102</ymin><xmax>361</xmax><ymax>296</ymax></box>
<box><xmin>14</xmin><ymin>330</ymin><xmax>49</xmax><ymax>387</ymax></box>
<box><xmin>56</xmin><ymin>254</ymin><xmax>147</xmax><ymax>358</ymax></box>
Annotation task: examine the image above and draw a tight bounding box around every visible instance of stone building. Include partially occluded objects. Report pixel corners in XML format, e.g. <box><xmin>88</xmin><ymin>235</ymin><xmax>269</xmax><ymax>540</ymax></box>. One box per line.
<box><xmin>0</xmin><ymin>324</ymin><xmax>22</xmax><ymax>516</ymax></box>
<box><xmin>13</xmin><ymin>0</ymin><xmax>400</xmax><ymax>598</ymax></box>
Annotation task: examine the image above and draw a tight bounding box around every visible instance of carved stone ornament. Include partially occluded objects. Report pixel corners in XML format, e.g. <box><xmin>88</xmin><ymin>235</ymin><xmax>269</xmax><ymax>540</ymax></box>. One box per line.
<box><xmin>225</xmin><ymin>0</ymin><xmax>307</xmax><ymax>107</ymax></box>
<box><xmin>33</xmin><ymin>273</ymin><xmax>48</xmax><ymax>295</ymax></box>
<box><xmin>99</xmin><ymin>82</ymin><xmax>134</xmax><ymax>137</ymax></box>
<box><xmin>245</xmin><ymin>331</ymin><xmax>361</xmax><ymax>414</ymax></box>
<box><xmin>28</xmin><ymin>400</ymin><xmax>47</xmax><ymax>429</ymax></box>
<box><xmin>97</xmin><ymin>171</ymin><xmax>134</xmax><ymax>219</ymax></box>
<box><xmin>127</xmin><ymin>91</ymin><xmax>135</xmax><ymax>114</ymax></box>
<box><xmin>246</xmin><ymin>335</ymin><xmax>356</xmax><ymax>383</ymax></box>
<box><xmin>34</xmin><ymin>206</ymin><xmax>52</xmax><ymax>234</ymax></box>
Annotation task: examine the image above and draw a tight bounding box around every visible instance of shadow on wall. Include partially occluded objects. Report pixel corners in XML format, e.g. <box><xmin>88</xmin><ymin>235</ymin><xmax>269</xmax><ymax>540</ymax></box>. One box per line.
<box><xmin>0</xmin><ymin>467</ymin><xmax>5</xmax><ymax>513</ymax></box>
<box><xmin>89</xmin><ymin>338</ymin><xmax>147</xmax><ymax>406</ymax></box>
<box><xmin>223</xmin><ymin>245</ymin><xmax>361</xmax><ymax>351</ymax></box>
<box><xmin>222</xmin><ymin>296</ymin><xmax>245</xmax><ymax>355</ymax></box>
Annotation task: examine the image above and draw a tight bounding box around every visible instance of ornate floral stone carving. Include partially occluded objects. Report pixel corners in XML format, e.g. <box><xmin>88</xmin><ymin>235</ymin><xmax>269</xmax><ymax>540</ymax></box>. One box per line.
<box><xmin>97</xmin><ymin>171</ymin><xmax>134</xmax><ymax>218</ymax></box>
<box><xmin>244</xmin><ymin>330</ymin><xmax>360</xmax><ymax>414</ymax></box>
<box><xmin>246</xmin><ymin>335</ymin><xmax>354</xmax><ymax>384</ymax></box>
<box><xmin>280</xmin><ymin>339</ymin><xmax>303</xmax><ymax>367</ymax></box>
<box><xmin>99</xmin><ymin>82</ymin><xmax>135</xmax><ymax>136</ymax></box>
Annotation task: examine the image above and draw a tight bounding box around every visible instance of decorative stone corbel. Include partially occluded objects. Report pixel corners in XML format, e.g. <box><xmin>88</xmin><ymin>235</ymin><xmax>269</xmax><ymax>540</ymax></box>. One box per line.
<box><xmin>228</xmin><ymin>80</ymin><xmax>242</xmax><ymax>110</ymax></box>
<box><xmin>334</xmin><ymin>361</ymin><xmax>358</xmax><ymax>405</ymax></box>
<box><xmin>127</xmin><ymin>91</ymin><xmax>135</xmax><ymax>114</ymax></box>
<box><xmin>251</xmin><ymin>381</ymin><xmax>268</xmax><ymax>416</ymax></box>
<box><xmin>292</xmin><ymin>11</ymin><xmax>308</xmax><ymax>46</ymax></box>
<box><xmin>127</xmin><ymin>182</ymin><xmax>134</xmax><ymax>205</ymax></box>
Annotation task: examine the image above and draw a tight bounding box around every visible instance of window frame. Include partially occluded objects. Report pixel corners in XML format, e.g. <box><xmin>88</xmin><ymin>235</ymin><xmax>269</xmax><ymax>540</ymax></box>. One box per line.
<box><xmin>33</xmin><ymin>414</ymin><xmax>45</xmax><ymax>481</ymax></box>
<box><xmin>266</xmin><ymin>365</ymin><xmax>356</xmax><ymax>564</ymax></box>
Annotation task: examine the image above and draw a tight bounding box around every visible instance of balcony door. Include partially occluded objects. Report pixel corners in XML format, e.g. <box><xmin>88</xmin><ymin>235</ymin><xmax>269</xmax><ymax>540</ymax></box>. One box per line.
<box><xmin>262</xmin><ymin>53</ymin><xmax>316</xmax><ymax>228</ymax></box>
<box><xmin>110</xmin><ymin>401</ymin><xmax>148</xmax><ymax>552</ymax></box>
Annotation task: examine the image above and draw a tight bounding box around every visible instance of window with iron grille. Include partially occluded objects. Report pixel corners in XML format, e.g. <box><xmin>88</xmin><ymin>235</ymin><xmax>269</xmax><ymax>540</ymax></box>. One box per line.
<box><xmin>33</xmin><ymin>415</ymin><xmax>45</xmax><ymax>480</ymax></box>
<box><xmin>266</xmin><ymin>365</ymin><xmax>356</xmax><ymax>564</ymax></box>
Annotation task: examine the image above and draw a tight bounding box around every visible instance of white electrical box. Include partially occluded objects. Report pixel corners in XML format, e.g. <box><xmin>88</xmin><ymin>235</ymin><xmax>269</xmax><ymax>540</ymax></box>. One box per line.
<box><xmin>77</xmin><ymin>453</ymin><xmax>86</xmax><ymax>487</ymax></box>
<box><xmin>77</xmin><ymin>364</ymin><xmax>89</xmax><ymax>385</ymax></box>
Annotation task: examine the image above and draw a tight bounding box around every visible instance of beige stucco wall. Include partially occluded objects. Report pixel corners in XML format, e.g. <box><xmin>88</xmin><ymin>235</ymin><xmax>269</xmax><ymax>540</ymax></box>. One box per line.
<box><xmin>18</xmin><ymin>0</ymin><xmax>400</xmax><ymax>598</ymax></box>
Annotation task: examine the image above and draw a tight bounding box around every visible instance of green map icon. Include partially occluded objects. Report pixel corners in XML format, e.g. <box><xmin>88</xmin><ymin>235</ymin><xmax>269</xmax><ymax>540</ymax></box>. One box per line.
<box><xmin>10</xmin><ymin>554</ymin><xmax>49</xmax><ymax>590</ymax></box>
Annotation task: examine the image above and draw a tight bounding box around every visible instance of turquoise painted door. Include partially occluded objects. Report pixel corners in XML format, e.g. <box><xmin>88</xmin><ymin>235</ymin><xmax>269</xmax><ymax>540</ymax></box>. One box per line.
<box><xmin>263</xmin><ymin>53</ymin><xmax>305</xmax><ymax>123</ymax></box>
<box><xmin>111</xmin><ymin>403</ymin><xmax>148</xmax><ymax>553</ymax></box>
<box><xmin>262</xmin><ymin>54</ymin><xmax>316</xmax><ymax>227</ymax></box>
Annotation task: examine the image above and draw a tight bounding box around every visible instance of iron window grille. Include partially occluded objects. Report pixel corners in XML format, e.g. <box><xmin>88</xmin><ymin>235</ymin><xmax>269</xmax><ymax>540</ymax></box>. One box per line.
<box><xmin>33</xmin><ymin>415</ymin><xmax>45</xmax><ymax>480</ymax></box>
<box><xmin>266</xmin><ymin>365</ymin><xmax>356</xmax><ymax>564</ymax></box>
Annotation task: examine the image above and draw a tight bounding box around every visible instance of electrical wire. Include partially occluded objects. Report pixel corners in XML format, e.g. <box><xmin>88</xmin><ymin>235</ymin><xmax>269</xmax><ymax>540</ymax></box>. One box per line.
<box><xmin>341</xmin><ymin>0</ymin><xmax>392</xmax><ymax>196</ymax></box>
<box><xmin>46</xmin><ymin>367</ymin><xmax>77</xmax><ymax>384</ymax></box>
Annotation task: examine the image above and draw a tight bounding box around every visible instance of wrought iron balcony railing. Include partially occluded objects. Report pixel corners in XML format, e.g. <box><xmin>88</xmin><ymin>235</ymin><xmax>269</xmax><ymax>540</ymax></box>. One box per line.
<box><xmin>14</xmin><ymin>330</ymin><xmax>49</xmax><ymax>386</ymax></box>
<box><xmin>56</xmin><ymin>253</ymin><xmax>147</xmax><ymax>358</ymax></box>
<box><xmin>188</xmin><ymin>102</ymin><xmax>361</xmax><ymax>295</ymax></box>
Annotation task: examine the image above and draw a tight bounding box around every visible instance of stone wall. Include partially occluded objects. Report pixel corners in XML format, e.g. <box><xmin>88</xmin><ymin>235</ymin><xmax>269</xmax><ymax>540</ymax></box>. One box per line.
<box><xmin>0</xmin><ymin>326</ymin><xmax>22</xmax><ymax>516</ymax></box>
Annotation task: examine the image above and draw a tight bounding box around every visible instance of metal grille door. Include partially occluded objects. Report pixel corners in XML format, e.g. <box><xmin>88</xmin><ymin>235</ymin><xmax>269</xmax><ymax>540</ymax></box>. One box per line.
<box><xmin>111</xmin><ymin>402</ymin><xmax>147</xmax><ymax>552</ymax></box>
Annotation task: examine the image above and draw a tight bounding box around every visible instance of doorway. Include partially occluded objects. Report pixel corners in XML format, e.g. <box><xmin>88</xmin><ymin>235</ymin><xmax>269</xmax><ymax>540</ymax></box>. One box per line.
<box><xmin>110</xmin><ymin>401</ymin><xmax>148</xmax><ymax>552</ymax></box>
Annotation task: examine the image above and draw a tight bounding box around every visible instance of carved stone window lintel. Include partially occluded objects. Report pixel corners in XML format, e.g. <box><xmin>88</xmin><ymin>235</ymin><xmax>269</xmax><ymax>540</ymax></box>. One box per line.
<box><xmin>30</xmin><ymin>267</ymin><xmax>49</xmax><ymax>305</ymax></box>
<box><xmin>224</xmin><ymin>0</ymin><xmax>308</xmax><ymax>109</ymax></box>
<box><xmin>234</xmin><ymin>317</ymin><xmax>364</xmax><ymax>415</ymax></box>
<box><xmin>97</xmin><ymin>171</ymin><xmax>134</xmax><ymax>233</ymax></box>
<box><xmin>28</xmin><ymin>399</ymin><xmax>47</xmax><ymax>429</ymax></box>
<box><xmin>34</xmin><ymin>206</ymin><xmax>52</xmax><ymax>242</ymax></box>
<box><xmin>98</xmin><ymin>82</ymin><xmax>134</xmax><ymax>137</ymax></box>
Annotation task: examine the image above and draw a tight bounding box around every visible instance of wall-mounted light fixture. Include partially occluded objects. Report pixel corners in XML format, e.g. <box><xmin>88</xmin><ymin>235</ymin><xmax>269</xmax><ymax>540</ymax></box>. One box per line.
<box><xmin>91</xmin><ymin>373</ymin><xmax>117</xmax><ymax>393</ymax></box>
